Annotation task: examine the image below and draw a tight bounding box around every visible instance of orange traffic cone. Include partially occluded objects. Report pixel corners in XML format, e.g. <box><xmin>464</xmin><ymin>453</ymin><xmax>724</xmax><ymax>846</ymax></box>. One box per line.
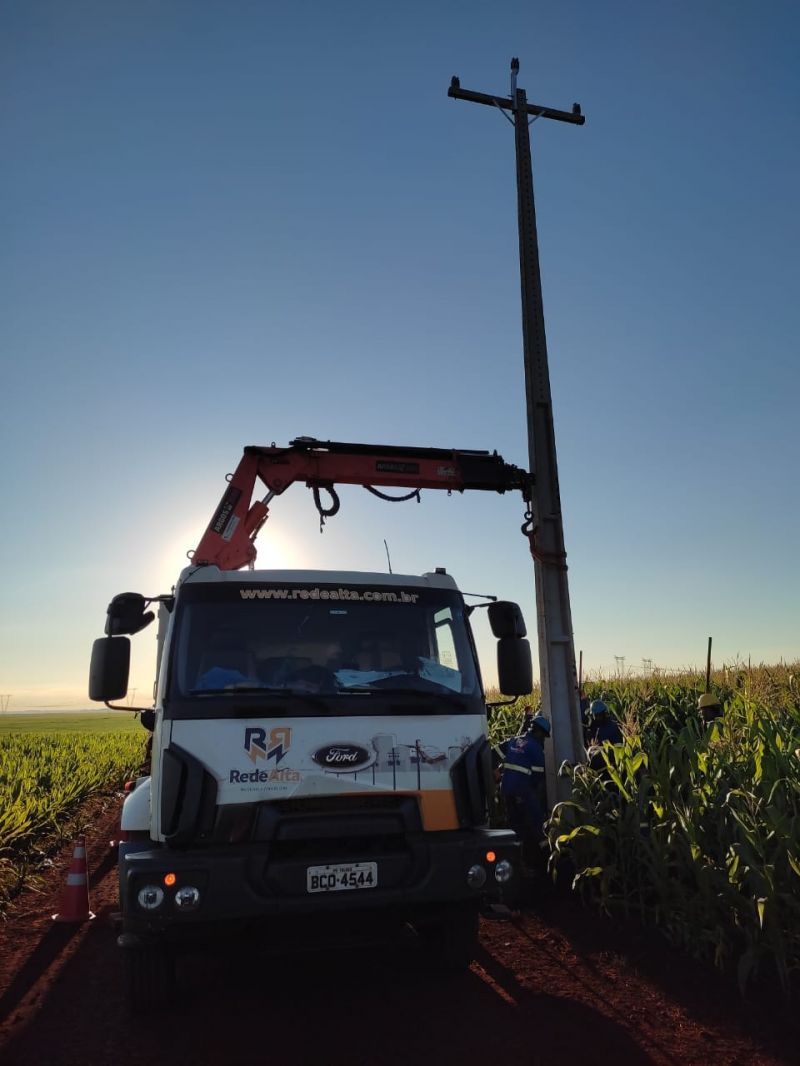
<box><xmin>52</xmin><ymin>836</ymin><xmax>95</xmax><ymax>923</ymax></box>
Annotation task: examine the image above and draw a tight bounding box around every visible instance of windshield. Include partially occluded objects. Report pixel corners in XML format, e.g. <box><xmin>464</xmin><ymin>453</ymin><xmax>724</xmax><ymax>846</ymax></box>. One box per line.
<box><xmin>166</xmin><ymin>581</ymin><xmax>482</xmax><ymax>714</ymax></box>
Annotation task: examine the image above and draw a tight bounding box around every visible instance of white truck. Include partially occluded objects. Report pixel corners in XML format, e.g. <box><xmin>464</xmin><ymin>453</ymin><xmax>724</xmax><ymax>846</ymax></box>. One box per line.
<box><xmin>89</xmin><ymin>439</ymin><xmax>534</xmax><ymax>1009</ymax></box>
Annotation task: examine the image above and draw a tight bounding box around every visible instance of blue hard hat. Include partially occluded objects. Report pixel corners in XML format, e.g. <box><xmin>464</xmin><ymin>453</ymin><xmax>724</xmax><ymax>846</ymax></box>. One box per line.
<box><xmin>589</xmin><ymin>700</ymin><xmax>608</xmax><ymax>717</ymax></box>
<box><xmin>530</xmin><ymin>714</ymin><xmax>551</xmax><ymax>736</ymax></box>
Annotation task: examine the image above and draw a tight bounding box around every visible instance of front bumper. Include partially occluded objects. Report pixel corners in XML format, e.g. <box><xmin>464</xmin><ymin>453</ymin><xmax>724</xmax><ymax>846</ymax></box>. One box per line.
<box><xmin>119</xmin><ymin>829</ymin><xmax>519</xmax><ymax>935</ymax></box>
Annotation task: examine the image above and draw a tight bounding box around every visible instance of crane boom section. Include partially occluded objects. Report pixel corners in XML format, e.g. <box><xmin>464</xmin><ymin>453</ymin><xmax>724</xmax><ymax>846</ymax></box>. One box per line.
<box><xmin>193</xmin><ymin>437</ymin><xmax>531</xmax><ymax>570</ymax></box>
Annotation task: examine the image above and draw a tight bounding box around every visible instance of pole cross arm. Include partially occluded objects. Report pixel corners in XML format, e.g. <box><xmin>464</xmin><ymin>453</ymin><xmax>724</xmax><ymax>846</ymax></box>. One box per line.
<box><xmin>448</xmin><ymin>79</ymin><xmax>585</xmax><ymax>125</ymax></box>
<box><xmin>192</xmin><ymin>437</ymin><xmax>533</xmax><ymax>570</ymax></box>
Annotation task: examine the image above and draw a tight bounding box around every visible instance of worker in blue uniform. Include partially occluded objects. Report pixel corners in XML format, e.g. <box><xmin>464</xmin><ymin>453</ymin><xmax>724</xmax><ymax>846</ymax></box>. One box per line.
<box><xmin>492</xmin><ymin>710</ymin><xmax>550</xmax><ymax>873</ymax></box>
<box><xmin>586</xmin><ymin>699</ymin><xmax>623</xmax><ymax>772</ymax></box>
<box><xmin>586</xmin><ymin>699</ymin><xmax>623</xmax><ymax>745</ymax></box>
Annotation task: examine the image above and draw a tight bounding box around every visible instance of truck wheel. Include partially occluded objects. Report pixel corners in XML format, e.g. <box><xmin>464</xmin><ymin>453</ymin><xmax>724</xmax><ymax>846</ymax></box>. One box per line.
<box><xmin>419</xmin><ymin>903</ymin><xmax>479</xmax><ymax>972</ymax></box>
<box><xmin>125</xmin><ymin>942</ymin><xmax>175</xmax><ymax>1013</ymax></box>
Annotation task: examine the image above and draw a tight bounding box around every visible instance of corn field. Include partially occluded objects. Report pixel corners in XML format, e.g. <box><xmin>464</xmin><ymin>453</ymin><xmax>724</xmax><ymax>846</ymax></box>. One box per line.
<box><xmin>0</xmin><ymin>730</ymin><xmax>147</xmax><ymax>910</ymax></box>
<box><xmin>537</xmin><ymin>663</ymin><xmax>800</xmax><ymax>994</ymax></box>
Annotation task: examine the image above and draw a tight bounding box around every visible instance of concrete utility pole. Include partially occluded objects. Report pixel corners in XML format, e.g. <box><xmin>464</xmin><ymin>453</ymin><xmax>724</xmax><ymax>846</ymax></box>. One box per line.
<box><xmin>448</xmin><ymin>59</ymin><xmax>586</xmax><ymax>801</ymax></box>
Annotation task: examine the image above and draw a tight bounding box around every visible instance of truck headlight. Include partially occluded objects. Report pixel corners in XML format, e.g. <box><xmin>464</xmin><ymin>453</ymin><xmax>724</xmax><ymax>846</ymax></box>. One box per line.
<box><xmin>494</xmin><ymin>859</ymin><xmax>514</xmax><ymax>884</ymax></box>
<box><xmin>137</xmin><ymin>884</ymin><xmax>165</xmax><ymax>910</ymax></box>
<box><xmin>466</xmin><ymin>864</ymin><xmax>487</xmax><ymax>888</ymax></box>
<box><xmin>174</xmin><ymin>885</ymin><xmax>201</xmax><ymax>911</ymax></box>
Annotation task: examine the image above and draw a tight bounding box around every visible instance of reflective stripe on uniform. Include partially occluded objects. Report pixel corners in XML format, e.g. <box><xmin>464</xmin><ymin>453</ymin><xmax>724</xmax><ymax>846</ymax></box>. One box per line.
<box><xmin>502</xmin><ymin>762</ymin><xmax>545</xmax><ymax>775</ymax></box>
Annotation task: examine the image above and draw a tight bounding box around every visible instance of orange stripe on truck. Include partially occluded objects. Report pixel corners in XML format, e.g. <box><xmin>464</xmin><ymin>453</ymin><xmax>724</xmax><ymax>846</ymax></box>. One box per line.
<box><xmin>416</xmin><ymin>789</ymin><xmax>460</xmax><ymax>831</ymax></box>
<box><xmin>316</xmin><ymin>788</ymin><xmax>461</xmax><ymax>831</ymax></box>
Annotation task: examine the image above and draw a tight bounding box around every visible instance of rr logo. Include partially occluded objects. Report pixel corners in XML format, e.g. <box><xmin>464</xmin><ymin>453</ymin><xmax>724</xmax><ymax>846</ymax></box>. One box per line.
<box><xmin>244</xmin><ymin>726</ymin><xmax>292</xmax><ymax>765</ymax></box>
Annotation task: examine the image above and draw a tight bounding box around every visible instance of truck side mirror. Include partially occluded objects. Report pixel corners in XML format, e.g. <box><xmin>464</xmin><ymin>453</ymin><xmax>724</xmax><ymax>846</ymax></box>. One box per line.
<box><xmin>105</xmin><ymin>593</ymin><xmax>154</xmax><ymax>636</ymax></box>
<box><xmin>89</xmin><ymin>637</ymin><xmax>131</xmax><ymax>702</ymax></box>
<box><xmin>497</xmin><ymin>637</ymin><xmax>533</xmax><ymax>695</ymax></box>
<box><xmin>487</xmin><ymin>601</ymin><xmax>527</xmax><ymax>639</ymax></box>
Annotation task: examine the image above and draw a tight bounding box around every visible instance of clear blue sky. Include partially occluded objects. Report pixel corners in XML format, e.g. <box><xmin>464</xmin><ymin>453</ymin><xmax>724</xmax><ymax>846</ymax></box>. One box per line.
<box><xmin>2</xmin><ymin>1</ymin><xmax>798</xmax><ymax>709</ymax></box>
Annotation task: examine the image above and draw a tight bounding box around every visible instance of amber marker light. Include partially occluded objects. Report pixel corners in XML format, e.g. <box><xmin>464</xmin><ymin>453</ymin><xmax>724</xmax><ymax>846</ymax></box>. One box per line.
<box><xmin>164</xmin><ymin>872</ymin><xmax>177</xmax><ymax>887</ymax></box>
<box><xmin>485</xmin><ymin>851</ymin><xmax>497</xmax><ymax>863</ymax></box>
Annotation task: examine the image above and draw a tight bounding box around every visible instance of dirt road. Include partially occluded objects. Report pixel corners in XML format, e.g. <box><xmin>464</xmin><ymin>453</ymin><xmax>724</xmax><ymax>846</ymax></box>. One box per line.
<box><xmin>1</xmin><ymin>796</ymin><xmax>796</xmax><ymax>1066</ymax></box>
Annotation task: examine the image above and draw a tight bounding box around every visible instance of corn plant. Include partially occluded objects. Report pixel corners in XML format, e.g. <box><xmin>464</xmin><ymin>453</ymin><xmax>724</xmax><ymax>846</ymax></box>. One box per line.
<box><xmin>0</xmin><ymin>730</ymin><xmax>147</xmax><ymax>910</ymax></box>
<box><xmin>547</xmin><ymin>665</ymin><xmax>800</xmax><ymax>996</ymax></box>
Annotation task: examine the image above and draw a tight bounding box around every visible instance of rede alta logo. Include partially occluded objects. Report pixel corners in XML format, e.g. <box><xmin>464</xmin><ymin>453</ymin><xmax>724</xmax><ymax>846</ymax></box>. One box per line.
<box><xmin>244</xmin><ymin>726</ymin><xmax>292</xmax><ymax>765</ymax></box>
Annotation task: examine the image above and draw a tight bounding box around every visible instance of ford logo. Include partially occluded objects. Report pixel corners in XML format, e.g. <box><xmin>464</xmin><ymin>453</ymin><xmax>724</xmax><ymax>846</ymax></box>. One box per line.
<box><xmin>312</xmin><ymin>743</ymin><xmax>375</xmax><ymax>772</ymax></box>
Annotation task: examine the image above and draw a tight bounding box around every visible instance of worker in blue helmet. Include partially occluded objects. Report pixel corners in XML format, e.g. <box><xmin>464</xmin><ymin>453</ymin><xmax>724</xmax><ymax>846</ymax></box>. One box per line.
<box><xmin>492</xmin><ymin>707</ymin><xmax>550</xmax><ymax>874</ymax></box>
<box><xmin>586</xmin><ymin>699</ymin><xmax>623</xmax><ymax>745</ymax></box>
<box><xmin>586</xmin><ymin>699</ymin><xmax>623</xmax><ymax>773</ymax></box>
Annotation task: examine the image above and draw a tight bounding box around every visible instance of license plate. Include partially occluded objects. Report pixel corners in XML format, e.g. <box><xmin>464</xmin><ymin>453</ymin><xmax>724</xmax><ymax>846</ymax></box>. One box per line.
<box><xmin>306</xmin><ymin>862</ymin><xmax>378</xmax><ymax>893</ymax></box>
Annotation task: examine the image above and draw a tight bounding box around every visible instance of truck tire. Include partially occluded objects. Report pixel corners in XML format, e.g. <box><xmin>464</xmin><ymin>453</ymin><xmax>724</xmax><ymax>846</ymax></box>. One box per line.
<box><xmin>418</xmin><ymin>903</ymin><xmax>480</xmax><ymax>972</ymax></box>
<box><xmin>125</xmin><ymin>942</ymin><xmax>175</xmax><ymax>1013</ymax></box>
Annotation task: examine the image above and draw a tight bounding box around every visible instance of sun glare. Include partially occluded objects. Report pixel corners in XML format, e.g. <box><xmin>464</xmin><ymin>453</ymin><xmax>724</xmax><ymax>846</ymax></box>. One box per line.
<box><xmin>251</xmin><ymin>530</ymin><xmax>305</xmax><ymax>571</ymax></box>
<box><xmin>155</xmin><ymin>521</ymin><xmax>304</xmax><ymax>587</ymax></box>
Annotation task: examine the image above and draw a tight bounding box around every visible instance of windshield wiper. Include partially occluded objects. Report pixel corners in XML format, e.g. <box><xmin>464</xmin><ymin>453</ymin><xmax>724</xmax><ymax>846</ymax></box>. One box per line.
<box><xmin>188</xmin><ymin>684</ymin><xmax>283</xmax><ymax>695</ymax></box>
<box><xmin>341</xmin><ymin>685</ymin><xmax>468</xmax><ymax>706</ymax></box>
<box><xmin>187</xmin><ymin>685</ymin><xmax>331</xmax><ymax>711</ymax></box>
<box><xmin>188</xmin><ymin>686</ymin><xmax>264</xmax><ymax>695</ymax></box>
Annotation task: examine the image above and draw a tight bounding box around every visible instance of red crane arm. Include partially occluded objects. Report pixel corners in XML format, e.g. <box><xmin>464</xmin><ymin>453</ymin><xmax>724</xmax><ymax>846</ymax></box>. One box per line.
<box><xmin>192</xmin><ymin>437</ymin><xmax>532</xmax><ymax>570</ymax></box>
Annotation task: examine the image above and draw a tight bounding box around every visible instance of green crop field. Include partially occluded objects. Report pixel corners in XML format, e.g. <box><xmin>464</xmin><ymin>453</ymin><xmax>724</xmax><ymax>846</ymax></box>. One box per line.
<box><xmin>496</xmin><ymin>662</ymin><xmax>800</xmax><ymax>995</ymax></box>
<box><xmin>0</xmin><ymin>715</ymin><xmax>148</xmax><ymax>911</ymax></box>
<box><xmin>0</xmin><ymin>711</ymin><xmax>142</xmax><ymax>736</ymax></box>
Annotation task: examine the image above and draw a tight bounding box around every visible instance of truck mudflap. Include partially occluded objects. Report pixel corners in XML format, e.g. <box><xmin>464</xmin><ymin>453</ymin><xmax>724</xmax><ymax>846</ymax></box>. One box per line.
<box><xmin>119</xmin><ymin>828</ymin><xmax>520</xmax><ymax>934</ymax></box>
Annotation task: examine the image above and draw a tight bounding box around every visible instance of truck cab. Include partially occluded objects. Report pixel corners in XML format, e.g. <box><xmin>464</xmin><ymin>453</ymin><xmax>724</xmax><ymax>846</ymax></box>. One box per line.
<box><xmin>90</xmin><ymin>564</ymin><xmax>532</xmax><ymax>1008</ymax></box>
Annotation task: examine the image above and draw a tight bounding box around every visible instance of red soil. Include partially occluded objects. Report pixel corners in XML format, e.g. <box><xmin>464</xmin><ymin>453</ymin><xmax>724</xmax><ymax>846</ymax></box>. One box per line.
<box><xmin>0</xmin><ymin>794</ymin><xmax>797</xmax><ymax>1066</ymax></box>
